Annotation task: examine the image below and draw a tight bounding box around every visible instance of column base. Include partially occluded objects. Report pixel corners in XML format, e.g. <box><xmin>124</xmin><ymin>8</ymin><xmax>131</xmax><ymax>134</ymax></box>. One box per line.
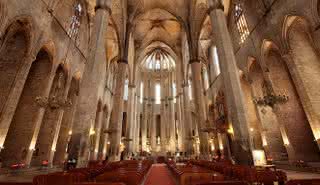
<box><xmin>232</xmin><ymin>140</ymin><xmax>254</xmax><ymax>165</ymax></box>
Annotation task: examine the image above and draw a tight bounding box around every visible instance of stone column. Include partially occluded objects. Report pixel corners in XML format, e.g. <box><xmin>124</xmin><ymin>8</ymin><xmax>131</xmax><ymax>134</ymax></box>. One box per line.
<box><xmin>160</xmin><ymin>79</ymin><xmax>167</xmax><ymax>152</ymax></box>
<box><xmin>0</xmin><ymin>54</ymin><xmax>35</xmax><ymax>151</ymax></box>
<box><xmin>48</xmin><ymin>81</ymin><xmax>72</xmax><ymax>166</ymax></box>
<box><xmin>168</xmin><ymin>75</ymin><xmax>176</xmax><ymax>153</ymax></box>
<box><xmin>53</xmin><ymin>87</ymin><xmax>80</xmax><ymax>165</ymax></box>
<box><xmin>176</xmin><ymin>96</ymin><xmax>185</xmax><ymax>152</ymax></box>
<box><xmin>124</xmin><ymin>84</ymin><xmax>136</xmax><ymax>158</ymax></box>
<box><xmin>68</xmin><ymin>1</ymin><xmax>111</xmax><ymax>167</ymax></box>
<box><xmin>282</xmin><ymin>53</ymin><xmax>320</xmax><ymax>150</ymax></box>
<box><xmin>207</xmin><ymin>0</ymin><xmax>253</xmax><ymax>164</ymax></box>
<box><xmin>101</xmin><ymin>110</ymin><xmax>111</xmax><ymax>160</ymax></box>
<box><xmin>182</xmin><ymin>83</ymin><xmax>193</xmax><ymax>157</ymax></box>
<box><xmin>1</xmin><ymin>58</ymin><xmax>55</xmax><ymax>167</ymax></box>
<box><xmin>134</xmin><ymin>99</ymin><xmax>141</xmax><ymax>154</ymax></box>
<box><xmin>108</xmin><ymin>61</ymin><xmax>127</xmax><ymax>161</ymax></box>
<box><xmin>91</xmin><ymin>106</ymin><xmax>104</xmax><ymax>160</ymax></box>
<box><xmin>150</xmin><ymin>80</ymin><xmax>157</xmax><ymax>152</ymax></box>
<box><xmin>190</xmin><ymin>61</ymin><xmax>210</xmax><ymax>159</ymax></box>
<box><xmin>141</xmin><ymin>81</ymin><xmax>148</xmax><ymax>152</ymax></box>
<box><xmin>131</xmin><ymin>95</ymin><xmax>138</xmax><ymax>154</ymax></box>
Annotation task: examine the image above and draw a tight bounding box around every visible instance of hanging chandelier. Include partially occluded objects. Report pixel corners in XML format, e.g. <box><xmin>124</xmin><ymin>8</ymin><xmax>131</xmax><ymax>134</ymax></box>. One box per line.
<box><xmin>253</xmin><ymin>93</ymin><xmax>289</xmax><ymax>107</ymax></box>
<box><xmin>253</xmin><ymin>82</ymin><xmax>289</xmax><ymax>107</ymax></box>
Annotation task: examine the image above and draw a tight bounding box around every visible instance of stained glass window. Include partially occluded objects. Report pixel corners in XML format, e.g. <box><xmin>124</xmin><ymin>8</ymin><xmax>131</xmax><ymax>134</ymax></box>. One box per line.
<box><xmin>68</xmin><ymin>2</ymin><xmax>83</xmax><ymax>41</ymax></box>
<box><xmin>234</xmin><ymin>4</ymin><xmax>250</xmax><ymax>44</ymax></box>
<box><xmin>155</xmin><ymin>84</ymin><xmax>161</xmax><ymax>104</ymax></box>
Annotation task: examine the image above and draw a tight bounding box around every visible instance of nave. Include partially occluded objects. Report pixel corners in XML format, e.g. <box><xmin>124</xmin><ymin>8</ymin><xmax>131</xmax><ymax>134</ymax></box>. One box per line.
<box><xmin>1</xmin><ymin>0</ymin><xmax>320</xmax><ymax>184</ymax></box>
<box><xmin>1</xmin><ymin>159</ymin><xmax>320</xmax><ymax>185</ymax></box>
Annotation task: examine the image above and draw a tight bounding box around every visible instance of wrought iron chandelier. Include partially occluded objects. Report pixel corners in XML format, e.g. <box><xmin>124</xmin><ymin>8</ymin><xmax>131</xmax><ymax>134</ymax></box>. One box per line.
<box><xmin>253</xmin><ymin>93</ymin><xmax>289</xmax><ymax>107</ymax></box>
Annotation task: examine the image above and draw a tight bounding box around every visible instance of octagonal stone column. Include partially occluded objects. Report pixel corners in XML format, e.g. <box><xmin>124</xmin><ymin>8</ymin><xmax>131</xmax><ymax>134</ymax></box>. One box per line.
<box><xmin>190</xmin><ymin>60</ymin><xmax>210</xmax><ymax>159</ymax></box>
<box><xmin>207</xmin><ymin>0</ymin><xmax>253</xmax><ymax>164</ymax></box>
<box><xmin>68</xmin><ymin>0</ymin><xmax>112</xmax><ymax>167</ymax></box>
<box><xmin>108</xmin><ymin>61</ymin><xmax>127</xmax><ymax>161</ymax></box>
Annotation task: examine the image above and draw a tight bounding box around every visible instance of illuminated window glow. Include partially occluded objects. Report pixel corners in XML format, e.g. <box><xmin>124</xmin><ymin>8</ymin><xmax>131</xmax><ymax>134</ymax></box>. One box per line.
<box><xmin>212</xmin><ymin>46</ymin><xmax>221</xmax><ymax>76</ymax></box>
<box><xmin>123</xmin><ymin>79</ymin><xmax>129</xmax><ymax>100</ymax></box>
<box><xmin>68</xmin><ymin>3</ymin><xmax>83</xmax><ymax>41</ymax></box>
<box><xmin>155</xmin><ymin>84</ymin><xmax>161</xmax><ymax>104</ymax></box>
<box><xmin>172</xmin><ymin>83</ymin><xmax>177</xmax><ymax>103</ymax></box>
<box><xmin>142</xmin><ymin>49</ymin><xmax>175</xmax><ymax>72</ymax></box>
<box><xmin>188</xmin><ymin>80</ymin><xmax>193</xmax><ymax>100</ymax></box>
<box><xmin>140</xmin><ymin>82</ymin><xmax>144</xmax><ymax>103</ymax></box>
<box><xmin>203</xmin><ymin>69</ymin><xmax>209</xmax><ymax>90</ymax></box>
<box><xmin>234</xmin><ymin>4</ymin><xmax>250</xmax><ymax>44</ymax></box>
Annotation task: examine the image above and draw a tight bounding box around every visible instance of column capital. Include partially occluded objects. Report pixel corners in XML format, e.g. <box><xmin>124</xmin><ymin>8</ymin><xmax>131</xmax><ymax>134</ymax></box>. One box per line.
<box><xmin>117</xmin><ymin>59</ymin><xmax>128</xmax><ymax>64</ymax></box>
<box><xmin>128</xmin><ymin>84</ymin><xmax>136</xmax><ymax>88</ymax></box>
<box><xmin>95</xmin><ymin>0</ymin><xmax>112</xmax><ymax>14</ymax></box>
<box><xmin>207</xmin><ymin>0</ymin><xmax>224</xmax><ymax>12</ymax></box>
<box><xmin>189</xmin><ymin>58</ymin><xmax>201</xmax><ymax>64</ymax></box>
<box><xmin>182</xmin><ymin>83</ymin><xmax>189</xmax><ymax>88</ymax></box>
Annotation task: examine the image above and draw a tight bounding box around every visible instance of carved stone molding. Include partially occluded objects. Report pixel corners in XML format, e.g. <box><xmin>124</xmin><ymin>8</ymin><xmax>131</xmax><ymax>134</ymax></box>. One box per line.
<box><xmin>207</xmin><ymin>0</ymin><xmax>224</xmax><ymax>12</ymax></box>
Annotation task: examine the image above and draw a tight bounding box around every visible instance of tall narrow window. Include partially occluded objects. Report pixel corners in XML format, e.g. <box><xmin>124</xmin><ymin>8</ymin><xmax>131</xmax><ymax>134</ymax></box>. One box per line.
<box><xmin>68</xmin><ymin>2</ymin><xmax>83</xmax><ymax>41</ymax></box>
<box><xmin>234</xmin><ymin>4</ymin><xmax>250</xmax><ymax>44</ymax></box>
<box><xmin>140</xmin><ymin>82</ymin><xmax>144</xmax><ymax>103</ymax></box>
<box><xmin>123</xmin><ymin>79</ymin><xmax>129</xmax><ymax>100</ymax></box>
<box><xmin>188</xmin><ymin>80</ymin><xmax>193</xmax><ymax>100</ymax></box>
<box><xmin>155</xmin><ymin>84</ymin><xmax>161</xmax><ymax>104</ymax></box>
<box><xmin>172</xmin><ymin>83</ymin><xmax>177</xmax><ymax>103</ymax></box>
<box><xmin>202</xmin><ymin>69</ymin><xmax>209</xmax><ymax>90</ymax></box>
<box><xmin>212</xmin><ymin>46</ymin><xmax>221</xmax><ymax>76</ymax></box>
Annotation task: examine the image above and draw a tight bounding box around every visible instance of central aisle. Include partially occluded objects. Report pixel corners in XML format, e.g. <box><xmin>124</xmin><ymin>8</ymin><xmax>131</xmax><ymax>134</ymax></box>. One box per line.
<box><xmin>143</xmin><ymin>164</ymin><xmax>176</xmax><ymax>185</ymax></box>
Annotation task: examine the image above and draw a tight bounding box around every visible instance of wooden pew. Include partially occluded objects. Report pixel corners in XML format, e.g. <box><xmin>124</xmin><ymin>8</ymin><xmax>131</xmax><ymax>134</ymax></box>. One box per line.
<box><xmin>94</xmin><ymin>160</ymin><xmax>152</xmax><ymax>185</ymax></box>
<box><xmin>0</xmin><ymin>183</ymin><xmax>33</xmax><ymax>185</ymax></box>
<box><xmin>189</xmin><ymin>160</ymin><xmax>287</xmax><ymax>185</ymax></box>
<box><xmin>32</xmin><ymin>160</ymin><xmax>152</xmax><ymax>185</ymax></box>
<box><xmin>167</xmin><ymin>161</ymin><xmax>222</xmax><ymax>185</ymax></box>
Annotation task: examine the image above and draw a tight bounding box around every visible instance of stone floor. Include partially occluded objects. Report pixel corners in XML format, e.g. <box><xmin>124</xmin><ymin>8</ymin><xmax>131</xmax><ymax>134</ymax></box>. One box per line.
<box><xmin>283</xmin><ymin>169</ymin><xmax>320</xmax><ymax>180</ymax></box>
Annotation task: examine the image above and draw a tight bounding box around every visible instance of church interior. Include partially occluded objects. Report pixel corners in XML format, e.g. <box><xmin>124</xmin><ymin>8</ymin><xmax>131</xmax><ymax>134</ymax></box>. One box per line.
<box><xmin>0</xmin><ymin>0</ymin><xmax>320</xmax><ymax>184</ymax></box>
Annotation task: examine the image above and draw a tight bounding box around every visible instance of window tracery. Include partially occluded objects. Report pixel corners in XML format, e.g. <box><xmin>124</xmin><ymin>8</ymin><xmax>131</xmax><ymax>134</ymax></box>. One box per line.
<box><xmin>68</xmin><ymin>2</ymin><xmax>83</xmax><ymax>42</ymax></box>
<box><xmin>234</xmin><ymin>4</ymin><xmax>250</xmax><ymax>44</ymax></box>
<box><xmin>155</xmin><ymin>83</ymin><xmax>161</xmax><ymax>104</ymax></box>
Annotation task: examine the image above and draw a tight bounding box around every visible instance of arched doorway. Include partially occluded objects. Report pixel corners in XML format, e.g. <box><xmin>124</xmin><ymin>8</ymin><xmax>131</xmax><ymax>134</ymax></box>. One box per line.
<box><xmin>265</xmin><ymin>45</ymin><xmax>319</xmax><ymax>162</ymax></box>
<box><xmin>283</xmin><ymin>16</ymin><xmax>320</xmax><ymax>145</ymax></box>
<box><xmin>98</xmin><ymin>105</ymin><xmax>109</xmax><ymax>160</ymax></box>
<box><xmin>214</xmin><ymin>90</ymin><xmax>230</xmax><ymax>159</ymax></box>
<box><xmin>1</xmin><ymin>49</ymin><xmax>52</xmax><ymax>167</ymax></box>
<box><xmin>32</xmin><ymin>65</ymin><xmax>68</xmax><ymax>166</ymax></box>
<box><xmin>239</xmin><ymin>72</ymin><xmax>263</xmax><ymax>151</ymax></box>
<box><xmin>53</xmin><ymin>77</ymin><xmax>80</xmax><ymax>166</ymax></box>
<box><xmin>248</xmin><ymin>60</ymin><xmax>287</xmax><ymax>161</ymax></box>
<box><xmin>0</xmin><ymin>21</ymin><xmax>30</xmax><ymax>116</ymax></box>
<box><xmin>90</xmin><ymin>101</ymin><xmax>103</xmax><ymax>160</ymax></box>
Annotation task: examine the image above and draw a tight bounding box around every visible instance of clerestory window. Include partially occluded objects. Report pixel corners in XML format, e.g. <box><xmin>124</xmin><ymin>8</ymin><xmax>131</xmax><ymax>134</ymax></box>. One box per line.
<box><xmin>234</xmin><ymin>4</ymin><xmax>250</xmax><ymax>44</ymax></box>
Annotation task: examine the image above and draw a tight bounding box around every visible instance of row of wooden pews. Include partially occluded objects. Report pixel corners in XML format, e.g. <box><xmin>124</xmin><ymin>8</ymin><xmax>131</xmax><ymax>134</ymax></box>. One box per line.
<box><xmin>32</xmin><ymin>160</ymin><xmax>153</xmax><ymax>185</ymax></box>
<box><xmin>95</xmin><ymin>160</ymin><xmax>152</xmax><ymax>185</ymax></box>
<box><xmin>190</xmin><ymin>160</ymin><xmax>286</xmax><ymax>185</ymax></box>
<box><xmin>190</xmin><ymin>160</ymin><xmax>320</xmax><ymax>185</ymax></box>
<box><xmin>167</xmin><ymin>160</ymin><xmax>224</xmax><ymax>185</ymax></box>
